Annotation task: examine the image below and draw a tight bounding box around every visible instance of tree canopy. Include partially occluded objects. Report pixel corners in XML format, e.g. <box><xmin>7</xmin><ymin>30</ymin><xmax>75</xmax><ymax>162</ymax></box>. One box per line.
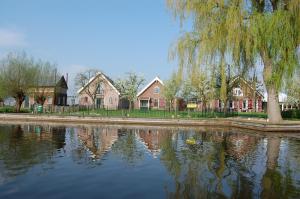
<box><xmin>115</xmin><ymin>72</ymin><xmax>145</xmax><ymax>109</ymax></box>
<box><xmin>167</xmin><ymin>0</ymin><xmax>300</xmax><ymax>123</ymax></box>
<box><xmin>0</xmin><ymin>53</ymin><xmax>38</xmax><ymax>112</ymax></box>
<box><xmin>0</xmin><ymin>52</ymin><xmax>60</xmax><ymax>111</ymax></box>
<box><xmin>163</xmin><ymin>71</ymin><xmax>181</xmax><ymax>110</ymax></box>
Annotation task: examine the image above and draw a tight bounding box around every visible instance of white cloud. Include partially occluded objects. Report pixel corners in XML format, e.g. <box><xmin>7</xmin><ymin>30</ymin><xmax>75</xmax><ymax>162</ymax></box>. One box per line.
<box><xmin>0</xmin><ymin>28</ymin><xmax>27</xmax><ymax>47</ymax></box>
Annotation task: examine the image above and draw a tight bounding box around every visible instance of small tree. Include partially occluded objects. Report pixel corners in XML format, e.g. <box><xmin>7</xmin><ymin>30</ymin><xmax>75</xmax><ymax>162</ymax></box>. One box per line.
<box><xmin>75</xmin><ymin>69</ymin><xmax>103</xmax><ymax>108</ymax></box>
<box><xmin>0</xmin><ymin>52</ymin><xmax>38</xmax><ymax>112</ymax></box>
<box><xmin>181</xmin><ymin>78</ymin><xmax>195</xmax><ymax>102</ymax></box>
<box><xmin>163</xmin><ymin>72</ymin><xmax>181</xmax><ymax>111</ymax></box>
<box><xmin>115</xmin><ymin>72</ymin><xmax>145</xmax><ymax>110</ymax></box>
<box><xmin>286</xmin><ymin>70</ymin><xmax>300</xmax><ymax>108</ymax></box>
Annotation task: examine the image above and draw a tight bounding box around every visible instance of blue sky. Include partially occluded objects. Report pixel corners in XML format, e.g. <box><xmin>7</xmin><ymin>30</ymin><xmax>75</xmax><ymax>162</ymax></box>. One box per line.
<box><xmin>0</xmin><ymin>0</ymin><xmax>185</xmax><ymax>94</ymax></box>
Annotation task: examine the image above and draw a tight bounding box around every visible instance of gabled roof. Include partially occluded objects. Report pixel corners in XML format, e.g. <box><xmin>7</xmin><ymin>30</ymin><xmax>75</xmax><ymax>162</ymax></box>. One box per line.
<box><xmin>77</xmin><ymin>72</ymin><xmax>120</xmax><ymax>95</ymax></box>
<box><xmin>137</xmin><ymin>76</ymin><xmax>164</xmax><ymax>97</ymax></box>
<box><xmin>56</xmin><ymin>76</ymin><xmax>68</xmax><ymax>89</ymax></box>
<box><xmin>230</xmin><ymin>76</ymin><xmax>264</xmax><ymax>97</ymax></box>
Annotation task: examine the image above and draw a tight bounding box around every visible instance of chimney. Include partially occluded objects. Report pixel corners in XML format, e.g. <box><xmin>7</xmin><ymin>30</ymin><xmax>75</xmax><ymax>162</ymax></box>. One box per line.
<box><xmin>65</xmin><ymin>73</ymin><xmax>68</xmax><ymax>85</ymax></box>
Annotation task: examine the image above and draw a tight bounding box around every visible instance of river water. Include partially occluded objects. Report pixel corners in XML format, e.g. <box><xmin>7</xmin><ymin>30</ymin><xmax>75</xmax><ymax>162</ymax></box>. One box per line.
<box><xmin>0</xmin><ymin>123</ymin><xmax>299</xmax><ymax>199</ymax></box>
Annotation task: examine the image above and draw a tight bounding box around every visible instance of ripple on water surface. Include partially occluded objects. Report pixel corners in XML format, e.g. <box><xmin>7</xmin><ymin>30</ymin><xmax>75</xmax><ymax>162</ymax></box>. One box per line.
<box><xmin>0</xmin><ymin>124</ymin><xmax>299</xmax><ymax>199</ymax></box>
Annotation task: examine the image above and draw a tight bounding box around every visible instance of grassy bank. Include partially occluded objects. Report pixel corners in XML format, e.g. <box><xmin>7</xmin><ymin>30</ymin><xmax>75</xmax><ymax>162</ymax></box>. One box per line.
<box><xmin>35</xmin><ymin>109</ymin><xmax>270</xmax><ymax>120</ymax></box>
<box><xmin>0</xmin><ymin>106</ymin><xmax>30</xmax><ymax>113</ymax></box>
<box><xmin>4</xmin><ymin>106</ymin><xmax>300</xmax><ymax>120</ymax></box>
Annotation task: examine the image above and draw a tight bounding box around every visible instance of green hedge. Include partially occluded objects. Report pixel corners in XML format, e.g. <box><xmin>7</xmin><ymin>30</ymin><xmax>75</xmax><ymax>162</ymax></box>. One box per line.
<box><xmin>281</xmin><ymin>110</ymin><xmax>300</xmax><ymax>119</ymax></box>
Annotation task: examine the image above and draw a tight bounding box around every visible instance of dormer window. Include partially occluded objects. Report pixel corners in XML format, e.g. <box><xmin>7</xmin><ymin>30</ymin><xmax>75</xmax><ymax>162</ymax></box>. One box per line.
<box><xmin>233</xmin><ymin>88</ymin><xmax>243</xmax><ymax>97</ymax></box>
<box><xmin>154</xmin><ymin>86</ymin><xmax>160</xmax><ymax>94</ymax></box>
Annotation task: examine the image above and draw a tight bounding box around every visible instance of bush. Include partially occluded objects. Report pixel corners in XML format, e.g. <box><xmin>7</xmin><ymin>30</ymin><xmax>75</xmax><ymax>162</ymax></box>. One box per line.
<box><xmin>281</xmin><ymin>110</ymin><xmax>300</xmax><ymax>119</ymax></box>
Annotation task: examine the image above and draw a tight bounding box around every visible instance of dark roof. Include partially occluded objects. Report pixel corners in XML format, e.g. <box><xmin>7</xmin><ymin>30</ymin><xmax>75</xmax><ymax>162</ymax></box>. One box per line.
<box><xmin>56</xmin><ymin>76</ymin><xmax>68</xmax><ymax>89</ymax></box>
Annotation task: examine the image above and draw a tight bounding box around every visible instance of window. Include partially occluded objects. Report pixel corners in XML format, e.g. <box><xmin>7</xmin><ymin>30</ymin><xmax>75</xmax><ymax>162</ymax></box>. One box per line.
<box><xmin>233</xmin><ymin>88</ymin><xmax>243</xmax><ymax>97</ymax></box>
<box><xmin>47</xmin><ymin>96</ymin><xmax>52</xmax><ymax>104</ymax></box>
<box><xmin>140</xmin><ymin>100</ymin><xmax>149</xmax><ymax>107</ymax></box>
<box><xmin>154</xmin><ymin>86</ymin><xmax>160</xmax><ymax>94</ymax></box>
<box><xmin>229</xmin><ymin>100</ymin><xmax>234</xmax><ymax>109</ymax></box>
<box><xmin>154</xmin><ymin>99</ymin><xmax>158</xmax><ymax>107</ymax></box>
<box><xmin>96</xmin><ymin>82</ymin><xmax>104</xmax><ymax>94</ymax></box>
<box><xmin>243</xmin><ymin>99</ymin><xmax>248</xmax><ymax>109</ymax></box>
<box><xmin>109</xmin><ymin>97</ymin><xmax>113</xmax><ymax>104</ymax></box>
<box><xmin>84</xmin><ymin>97</ymin><xmax>88</xmax><ymax>103</ymax></box>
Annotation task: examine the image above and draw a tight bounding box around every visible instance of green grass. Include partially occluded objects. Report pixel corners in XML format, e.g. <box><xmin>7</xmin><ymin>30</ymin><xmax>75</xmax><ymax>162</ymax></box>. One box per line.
<box><xmin>0</xmin><ymin>106</ymin><xmax>30</xmax><ymax>113</ymax></box>
<box><xmin>235</xmin><ymin>112</ymin><xmax>268</xmax><ymax>119</ymax></box>
<box><xmin>41</xmin><ymin>109</ymin><xmax>238</xmax><ymax>119</ymax></box>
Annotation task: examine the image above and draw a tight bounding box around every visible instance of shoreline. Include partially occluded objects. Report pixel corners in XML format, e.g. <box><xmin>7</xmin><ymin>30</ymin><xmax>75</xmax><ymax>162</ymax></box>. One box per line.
<box><xmin>0</xmin><ymin>113</ymin><xmax>300</xmax><ymax>132</ymax></box>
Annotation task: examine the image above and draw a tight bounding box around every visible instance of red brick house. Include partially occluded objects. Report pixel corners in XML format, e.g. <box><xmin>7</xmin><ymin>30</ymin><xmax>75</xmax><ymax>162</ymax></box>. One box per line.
<box><xmin>135</xmin><ymin>77</ymin><xmax>166</xmax><ymax>110</ymax></box>
<box><xmin>214</xmin><ymin>76</ymin><xmax>264</xmax><ymax>112</ymax></box>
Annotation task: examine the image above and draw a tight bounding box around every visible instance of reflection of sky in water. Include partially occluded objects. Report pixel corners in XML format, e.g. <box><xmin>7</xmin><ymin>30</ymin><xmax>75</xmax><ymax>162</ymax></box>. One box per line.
<box><xmin>0</xmin><ymin>124</ymin><xmax>299</xmax><ymax>199</ymax></box>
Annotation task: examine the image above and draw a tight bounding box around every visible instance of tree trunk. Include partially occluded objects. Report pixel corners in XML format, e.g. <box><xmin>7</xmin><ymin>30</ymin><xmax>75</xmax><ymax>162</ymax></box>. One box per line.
<box><xmin>266</xmin><ymin>85</ymin><xmax>282</xmax><ymax>123</ymax></box>
<box><xmin>261</xmin><ymin>137</ymin><xmax>281</xmax><ymax>199</ymax></box>
<box><xmin>203</xmin><ymin>101</ymin><xmax>206</xmax><ymax>112</ymax></box>
<box><xmin>36</xmin><ymin>95</ymin><xmax>46</xmax><ymax>105</ymax></box>
<box><xmin>129</xmin><ymin>101</ymin><xmax>132</xmax><ymax>110</ymax></box>
<box><xmin>15</xmin><ymin>98</ymin><xmax>24</xmax><ymax>113</ymax></box>
<box><xmin>15</xmin><ymin>91</ymin><xmax>25</xmax><ymax>113</ymax></box>
<box><xmin>262</xmin><ymin>54</ymin><xmax>283</xmax><ymax>123</ymax></box>
<box><xmin>266</xmin><ymin>137</ymin><xmax>281</xmax><ymax>170</ymax></box>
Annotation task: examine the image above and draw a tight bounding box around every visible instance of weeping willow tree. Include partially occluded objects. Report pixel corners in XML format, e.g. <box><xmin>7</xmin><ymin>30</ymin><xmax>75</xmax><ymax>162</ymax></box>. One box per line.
<box><xmin>163</xmin><ymin>71</ymin><xmax>181</xmax><ymax>111</ymax></box>
<box><xmin>167</xmin><ymin>0</ymin><xmax>300</xmax><ymax>123</ymax></box>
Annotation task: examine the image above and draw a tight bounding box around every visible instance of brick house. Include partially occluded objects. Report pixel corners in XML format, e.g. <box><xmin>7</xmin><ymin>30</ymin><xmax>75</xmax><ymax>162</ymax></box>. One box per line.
<box><xmin>135</xmin><ymin>77</ymin><xmax>166</xmax><ymax>110</ymax></box>
<box><xmin>77</xmin><ymin>72</ymin><xmax>120</xmax><ymax>109</ymax></box>
<box><xmin>77</xmin><ymin>127</ymin><xmax>118</xmax><ymax>160</ymax></box>
<box><xmin>24</xmin><ymin>76</ymin><xmax>68</xmax><ymax>108</ymax></box>
<box><xmin>213</xmin><ymin>76</ymin><xmax>264</xmax><ymax>112</ymax></box>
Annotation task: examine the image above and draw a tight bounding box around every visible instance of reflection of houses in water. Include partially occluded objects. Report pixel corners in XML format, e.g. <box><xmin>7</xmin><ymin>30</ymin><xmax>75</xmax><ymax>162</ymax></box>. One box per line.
<box><xmin>77</xmin><ymin>127</ymin><xmax>118</xmax><ymax>159</ymax></box>
<box><xmin>226</xmin><ymin>134</ymin><xmax>258</xmax><ymax>160</ymax></box>
<box><xmin>201</xmin><ymin>131</ymin><xmax>258</xmax><ymax>160</ymax></box>
<box><xmin>0</xmin><ymin>125</ymin><xmax>67</xmax><ymax>180</ymax></box>
<box><xmin>23</xmin><ymin>125</ymin><xmax>66</xmax><ymax>149</ymax></box>
<box><xmin>137</xmin><ymin>129</ymin><xmax>170</xmax><ymax>158</ymax></box>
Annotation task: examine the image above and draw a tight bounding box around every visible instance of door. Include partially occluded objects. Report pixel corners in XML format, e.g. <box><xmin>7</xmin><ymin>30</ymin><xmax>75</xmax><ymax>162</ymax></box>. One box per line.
<box><xmin>96</xmin><ymin>98</ymin><xmax>102</xmax><ymax>109</ymax></box>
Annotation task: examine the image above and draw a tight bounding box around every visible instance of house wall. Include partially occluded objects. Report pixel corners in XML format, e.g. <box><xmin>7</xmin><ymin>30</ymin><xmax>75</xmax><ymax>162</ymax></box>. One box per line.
<box><xmin>25</xmin><ymin>85</ymin><xmax>68</xmax><ymax>108</ymax></box>
<box><xmin>135</xmin><ymin>80</ymin><xmax>165</xmax><ymax>109</ymax></box>
<box><xmin>191</xmin><ymin>79</ymin><xmax>264</xmax><ymax>112</ymax></box>
<box><xmin>26</xmin><ymin>87</ymin><xmax>55</xmax><ymax>108</ymax></box>
<box><xmin>78</xmin><ymin>77</ymin><xmax>119</xmax><ymax>109</ymax></box>
<box><xmin>212</xmin><ymin>80</ymin><xmax>263</xmax><ymax>112</ymax></box>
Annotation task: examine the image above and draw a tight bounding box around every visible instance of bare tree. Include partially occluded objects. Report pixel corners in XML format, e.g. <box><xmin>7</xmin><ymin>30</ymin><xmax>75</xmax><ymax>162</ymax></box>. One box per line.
<box><xmin>33</xmin><ymin>61</ymin><xmax>60</xmax><ymax>105</ymax></box>
<box><xmin>75</xmin><ymin>69</ymin><xmax>103</xmax><ymax>108</ymax></box>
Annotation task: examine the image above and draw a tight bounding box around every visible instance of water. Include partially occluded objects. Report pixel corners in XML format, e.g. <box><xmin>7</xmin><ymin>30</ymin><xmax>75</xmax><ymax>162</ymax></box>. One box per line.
<box><xmin>0</xmin><ymin>124</ymin><xmax>299</xmax><ymax>199</ymax></box>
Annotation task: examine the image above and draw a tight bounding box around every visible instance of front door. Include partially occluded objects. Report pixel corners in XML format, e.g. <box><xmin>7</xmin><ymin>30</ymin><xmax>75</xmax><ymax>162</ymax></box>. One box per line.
<box><xmin>96</xmin><ymin>98</ymin><xmax>102</xmax><ymax>109</ymax></box>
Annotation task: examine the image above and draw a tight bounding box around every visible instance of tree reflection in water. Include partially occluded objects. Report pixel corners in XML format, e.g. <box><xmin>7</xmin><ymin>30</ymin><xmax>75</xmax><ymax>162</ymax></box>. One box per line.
<box><xmin>156</xmin><ymin>129</ymin><xmax>300</xmax><ymax>199</ymax></box>
<box><xmin>0</xmin><ymin>124</ymin><xmax>66</xmax><ymax>180</ymax></box>
<box><xmin>0</xmin><ymin>125</ymin><xmax>299</xmax><ymax>198</ymax></box>
<box><xmin>111</xmin><ymin>129</ymin><xmax>144</xmax><ymax>164</ymax></box>
<box><xmin>261</xmin><ymin>137</ymin><xmax>299</xmax><ymax>199</ymax></box>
